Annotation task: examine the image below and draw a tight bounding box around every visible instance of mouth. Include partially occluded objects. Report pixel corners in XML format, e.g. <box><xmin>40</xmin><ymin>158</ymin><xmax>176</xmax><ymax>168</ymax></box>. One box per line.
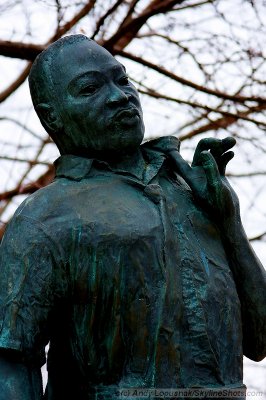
<box><xmin>112</xmin><ymin>107</ymin><xmax>140</xmax><ymax>124</ymax></box>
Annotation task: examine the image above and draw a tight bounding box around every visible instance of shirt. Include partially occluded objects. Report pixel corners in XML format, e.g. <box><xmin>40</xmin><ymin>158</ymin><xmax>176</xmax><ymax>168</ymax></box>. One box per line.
<box><xmin>0</xmin><ymin>138</ymin><xmax>245</xmax><ymax>399</ymax></box>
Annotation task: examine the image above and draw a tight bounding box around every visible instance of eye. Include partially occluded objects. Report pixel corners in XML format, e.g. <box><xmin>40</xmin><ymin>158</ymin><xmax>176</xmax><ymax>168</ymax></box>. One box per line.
<box><xmin>79</xmin><ymin>85</ymin><xmax>98</xmax><ymax>96</ymax></box>
<box><xmin>118</xmin><ymin>76</ymin><xmax>130</xmax><ymax>86</ymax></box>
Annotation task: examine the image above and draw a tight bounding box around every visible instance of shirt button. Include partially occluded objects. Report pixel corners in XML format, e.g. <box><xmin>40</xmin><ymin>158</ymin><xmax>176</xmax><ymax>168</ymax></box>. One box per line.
<box><xmin>144</xmin><ymin>184</ymin><xmax>164</xmax><ymax>204</ymax></box>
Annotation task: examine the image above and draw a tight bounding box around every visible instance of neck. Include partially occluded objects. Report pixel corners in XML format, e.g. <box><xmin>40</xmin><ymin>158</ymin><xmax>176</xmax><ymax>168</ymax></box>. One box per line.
<box><xmin>61</xmin><ymin>146</ymin><xmax>146</xmax><ymax>180</ymax></box>
<box><xmin>106</xmin><ymin>148</ymin><xmax>145</xmax><ymax>179</ymax></box>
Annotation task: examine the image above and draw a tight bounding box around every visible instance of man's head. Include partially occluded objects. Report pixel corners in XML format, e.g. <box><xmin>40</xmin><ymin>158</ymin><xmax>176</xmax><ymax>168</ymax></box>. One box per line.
<box><xmin>29</xmin><ymin>35</ymin><xmax>145</xmax><ymax>157</ymax></box>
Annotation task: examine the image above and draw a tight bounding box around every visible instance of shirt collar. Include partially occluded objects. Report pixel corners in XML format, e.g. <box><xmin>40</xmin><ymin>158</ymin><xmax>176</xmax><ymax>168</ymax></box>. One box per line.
<box><xmin>54</xmin><ymin>154</ymin><xmax>94</xmax><ymax>181</ymax></box>
<box><xmin>54</xmin><ymin>136</ymin><xmax>181</xmax><ymax>183</ymax></box>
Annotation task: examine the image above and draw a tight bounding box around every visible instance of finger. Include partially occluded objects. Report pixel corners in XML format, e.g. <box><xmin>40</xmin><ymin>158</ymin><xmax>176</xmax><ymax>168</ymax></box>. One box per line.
<box><xmin>192</xmin><ymin>137</ymin><xmax>236</xmax><ymax>166</ymax></box>
<box><xmin>217</xmin><ymin>151</ymin><xmax>234</xmax><ymax>176</ymax></box>
<box><xmin>168</xmin><ymin>149</ymin><xmax>194</xmax><ymax>187</ymax></box>
<box><xmin>221</xmin><ymin>136</ymin><xmax>236</xmax><ymax>150</ymax></box>
<box><xmin>199</xmin><ymin>151</ymin><xmax>222</xmax><ymax>191</ymax></box>
<box><xmin>211</xmin><ymin>137</ymin><xmax>236</xmax><ymax>159</ymax></box>
<box><xmin>193</xmin><ymin>138</ymin><xmax>222</xmax><ymax>166</ymax></box>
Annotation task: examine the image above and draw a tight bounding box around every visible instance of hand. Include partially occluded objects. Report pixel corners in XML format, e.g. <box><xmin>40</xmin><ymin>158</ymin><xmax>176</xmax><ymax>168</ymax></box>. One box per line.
<box><xmin>168</xmin><ymin>137</ymin><xmax>240</xmax><ymax>225</ymax></box>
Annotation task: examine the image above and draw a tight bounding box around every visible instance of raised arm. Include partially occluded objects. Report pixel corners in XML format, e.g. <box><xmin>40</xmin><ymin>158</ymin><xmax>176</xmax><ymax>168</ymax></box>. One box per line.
<box><xmin>218</xmin><ymin>210</ymin><xmax>266</xmax><ymax>360</ymax></box>
<box><xmin>153</xmin><ymin>136</ymin><xmax>266</xmax><ymax>361</ymax></box>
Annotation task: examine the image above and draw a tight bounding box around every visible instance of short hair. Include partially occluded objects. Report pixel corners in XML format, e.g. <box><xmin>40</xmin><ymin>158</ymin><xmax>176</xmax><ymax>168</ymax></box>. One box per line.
<box><xmin>28</xmin><ymin>34</ymin><xmax>91</xmax><ymax>137</ymax></box>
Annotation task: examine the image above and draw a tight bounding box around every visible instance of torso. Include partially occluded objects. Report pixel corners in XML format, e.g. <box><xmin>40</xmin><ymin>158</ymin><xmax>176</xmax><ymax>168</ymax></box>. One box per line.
<box><xmin>37</xmin><ymin>167</ymin><xmax>243</xmax><ymax>398</ymax></box>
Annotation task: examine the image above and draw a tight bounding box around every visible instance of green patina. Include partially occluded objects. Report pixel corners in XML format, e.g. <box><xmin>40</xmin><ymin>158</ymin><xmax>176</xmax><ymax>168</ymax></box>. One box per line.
<box><xmin>0</xmin><ymin>35</ymin><xmax>265</xmax><ymax>400</ymax></box>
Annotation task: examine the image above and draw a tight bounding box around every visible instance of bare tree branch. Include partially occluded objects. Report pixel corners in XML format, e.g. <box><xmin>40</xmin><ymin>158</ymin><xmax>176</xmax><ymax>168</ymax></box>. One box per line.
<box><xmin>0</xmin><ymin>63</ymin><xmax>32</xmax><ymax>103</ymax></box>
<box><xmin>0</xmin><ymin>0</ymin><xmax>96</xmax><ymax>103</ymax></box>
<box><xmin>0</xmin><ymin>164</ymin><xmax>54</xmax><ymax>202</ymax></box>
<box><xmin>117</xmin><ymin>50</ymin><xmax>266</xmax><ymax>104</ymax></box>
<box><xmin>91</xmin><ymin>0</ymin><xmax>125</xmax><ymax>39</ymax></box>
<box><xmin>138</xmin><ymin>87</ymin><xmax>266</xmax><ymax>127</ymax></box>
<box><xmin>103</xmin><ymin>0</ymin><xmax>186</xmax><ymax>51</ymax></box>
<box><xmin>179</xmin><ymin>104</ymin><xmax>266</xmax><ymax>140</ymax></box>
<box><xmin>0</xmin><ymin>156</ymin><xmax>50</xmax><ymax>166</ymax></box>
<box><xmin>249</xmin><ymin>232</ymin><xmax>266</xmax><ymax>242</ymax></box>
<box><xmin>0</xmin><ymin>41</ymin><xmax>44</xmax><ymax>60</ymax></box>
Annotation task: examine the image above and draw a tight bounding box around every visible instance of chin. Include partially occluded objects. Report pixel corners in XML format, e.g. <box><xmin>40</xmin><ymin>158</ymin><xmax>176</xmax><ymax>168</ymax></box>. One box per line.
<box><xmin>120</xmin><ymin>131</ymin><xmax>144</xmax><ymax>153</ymax></box>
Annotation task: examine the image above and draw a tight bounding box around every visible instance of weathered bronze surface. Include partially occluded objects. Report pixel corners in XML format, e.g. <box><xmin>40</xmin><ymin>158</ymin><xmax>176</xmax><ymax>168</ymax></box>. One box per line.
<box><xmin>0</xmin><ymin>35</ymin><xmax>265</xmax><ymax>400</ymax></box>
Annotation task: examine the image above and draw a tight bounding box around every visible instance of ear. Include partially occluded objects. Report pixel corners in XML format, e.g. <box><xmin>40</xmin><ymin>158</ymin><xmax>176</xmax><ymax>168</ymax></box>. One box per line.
<box><xmin>36</xmin><ymin>103</ymin><xmax>63</xmax><ymax>133</ymax></box>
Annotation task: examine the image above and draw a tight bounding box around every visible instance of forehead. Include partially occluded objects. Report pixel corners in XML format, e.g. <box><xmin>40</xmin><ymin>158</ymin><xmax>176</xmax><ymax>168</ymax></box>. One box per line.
<box><xmin>51</xmin><ymin>40</ymin><xmax>122</xmax><ymax>86</ymax></box>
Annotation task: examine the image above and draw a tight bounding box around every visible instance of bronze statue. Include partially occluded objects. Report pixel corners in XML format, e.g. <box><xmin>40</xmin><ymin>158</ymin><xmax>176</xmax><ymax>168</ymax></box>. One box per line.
<box><xmin>0</xmin><ymin>34</ymin><xmax>265</xmax><ymax>400</ymax></box>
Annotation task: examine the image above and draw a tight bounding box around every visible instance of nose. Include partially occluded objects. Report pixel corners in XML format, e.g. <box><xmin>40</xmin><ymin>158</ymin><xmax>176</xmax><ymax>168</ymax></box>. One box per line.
<box><xmin>106</xmin><ymin>84</ymin><xmax>130</xmax><ymax>107</ymax></box>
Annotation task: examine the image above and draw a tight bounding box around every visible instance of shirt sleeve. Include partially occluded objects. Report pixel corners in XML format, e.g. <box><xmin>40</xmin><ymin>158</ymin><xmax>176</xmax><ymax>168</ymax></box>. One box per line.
<box><xmin>0</xmin><ymin>213</ymin><xmax>65</xmax><ymax>366</ymax></box>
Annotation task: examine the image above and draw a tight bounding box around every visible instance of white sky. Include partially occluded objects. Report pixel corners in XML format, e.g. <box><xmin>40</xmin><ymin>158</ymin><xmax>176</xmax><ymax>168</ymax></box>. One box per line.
<box><xmin>0</xmin><ymin>0</ymin><xmax>265</xmax><ymax>395</ymax></box>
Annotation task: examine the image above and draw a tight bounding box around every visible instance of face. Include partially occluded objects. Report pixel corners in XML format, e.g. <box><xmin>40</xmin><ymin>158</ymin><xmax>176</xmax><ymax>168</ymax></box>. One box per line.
<box><xmin>50</xmin><ymin>39</ymin><xmax>145</xmax><ymax>156</ymax></box>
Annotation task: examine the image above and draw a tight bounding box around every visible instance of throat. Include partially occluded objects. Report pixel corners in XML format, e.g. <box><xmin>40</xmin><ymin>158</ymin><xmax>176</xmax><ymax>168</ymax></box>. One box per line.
<box><xmin>107</xmin><ymin>149</ymin><xmax>146</xmax><ymax>180</ymax></box>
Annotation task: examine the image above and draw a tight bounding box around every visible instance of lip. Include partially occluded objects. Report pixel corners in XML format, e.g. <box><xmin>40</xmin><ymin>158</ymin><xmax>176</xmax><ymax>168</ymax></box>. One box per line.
<box><xmin>112</xmin><ymin>107</ymin><xmax>139</xmax><ymax>121</ymax></box>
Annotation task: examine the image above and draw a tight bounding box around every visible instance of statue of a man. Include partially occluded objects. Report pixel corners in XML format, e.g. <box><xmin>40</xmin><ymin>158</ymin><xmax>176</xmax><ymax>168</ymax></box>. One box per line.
<box><xmin>0</xmin><ymin>34</ymin><xmax>265</xmax><ymax>400</ymax></box>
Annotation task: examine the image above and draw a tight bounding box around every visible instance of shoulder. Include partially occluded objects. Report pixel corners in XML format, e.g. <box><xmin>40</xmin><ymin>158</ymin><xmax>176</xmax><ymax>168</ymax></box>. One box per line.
<box><xmin>1</xmin><ymin>179</ymin><xmax>73</xmax><ymax>247</ymax></box>
<box><xmin>13</xmin><ymin>177</ymin><xmax>82</xmax><ymax>222</ymax></box>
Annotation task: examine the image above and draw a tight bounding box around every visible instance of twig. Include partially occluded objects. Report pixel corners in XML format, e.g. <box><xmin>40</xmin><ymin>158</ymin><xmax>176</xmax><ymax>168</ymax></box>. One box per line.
<box><xmin>138</xmin><ymin>87</ymin><xmax>266</xmax><ymax>127</ymax></box>
<box><xmin>0</xmin><ymin>0</ymin><xmax>96</xmax><ymax>103</ymax></box>
<box><xmin>117</xmin><ymin>50</ymin><xmax>266</xmax><ymax>104</ymax></box>
<box><xmin>249</xmin><ymin>232</ymin><xmax>266</xmax><ymax>242</ymax></box>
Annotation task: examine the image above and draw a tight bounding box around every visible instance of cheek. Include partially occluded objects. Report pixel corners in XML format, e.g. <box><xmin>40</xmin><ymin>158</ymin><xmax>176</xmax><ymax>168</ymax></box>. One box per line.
<box><xmin>65</xmin><ymin>105</ymin><xmax>100</xmax><ymax>131</ymax></box>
